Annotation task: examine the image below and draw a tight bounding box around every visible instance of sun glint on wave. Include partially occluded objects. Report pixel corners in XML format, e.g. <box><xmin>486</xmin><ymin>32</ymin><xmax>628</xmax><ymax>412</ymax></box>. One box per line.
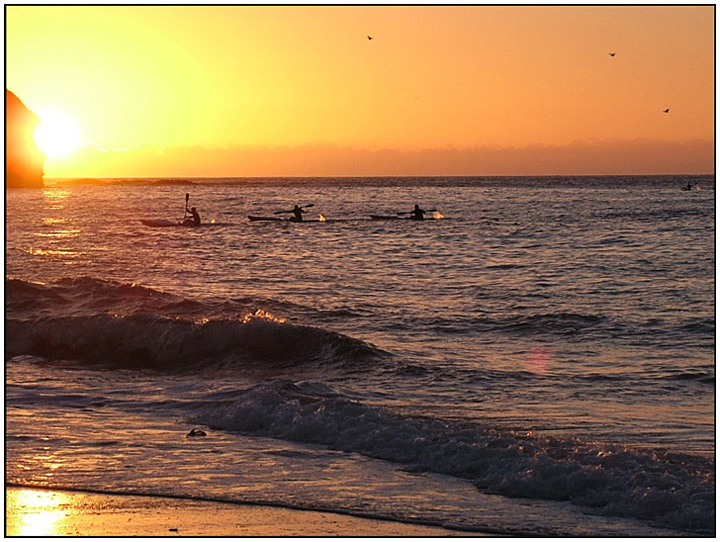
<box><xmin>34</xmin><ymin>110</ymin><xmax>81</xmax><ymax>158</ymax></box>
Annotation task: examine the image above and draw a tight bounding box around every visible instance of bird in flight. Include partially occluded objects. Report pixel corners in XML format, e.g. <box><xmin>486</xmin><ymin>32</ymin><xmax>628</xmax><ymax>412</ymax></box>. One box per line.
<box><xmin>609</xmin><ymin>52</ymin><xmax>616</xmax><ymax>57</ymax></box>
<box><xmin>663</xmin><ymin>108</ymin><xmax>670</xmax><ymax>113</ymax></box>
<box><xmin>367</xmin><ymin>35</ymin><xmax>373</xmax><ymax>40</ymax></box>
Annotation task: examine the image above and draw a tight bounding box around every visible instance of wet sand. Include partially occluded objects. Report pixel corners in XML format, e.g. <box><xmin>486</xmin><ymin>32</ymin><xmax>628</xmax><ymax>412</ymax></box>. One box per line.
<box><xmin>6</xmin><ymin>487</ymin><xmax>485</xmax><ymax>536</ymax></box>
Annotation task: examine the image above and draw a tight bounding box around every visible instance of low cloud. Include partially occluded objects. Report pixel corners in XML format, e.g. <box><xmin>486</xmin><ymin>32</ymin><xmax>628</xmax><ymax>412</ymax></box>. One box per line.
<box><xmin>47</xmin><ymin>138</ymin><xmax>714</xmax><ymax>178</ymax></box>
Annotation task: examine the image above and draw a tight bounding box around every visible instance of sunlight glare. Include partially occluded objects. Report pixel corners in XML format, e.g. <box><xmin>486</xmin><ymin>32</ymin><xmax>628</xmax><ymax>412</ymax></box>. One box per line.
<box><xmin>34</xmin><ymin>110</ymin><xmax>81</xmax><ymax>157</ymax></box>
<box><xmin>8</xmin><ymin>489</ymin><xmax>70</xmax><ymax>536</ymax></box>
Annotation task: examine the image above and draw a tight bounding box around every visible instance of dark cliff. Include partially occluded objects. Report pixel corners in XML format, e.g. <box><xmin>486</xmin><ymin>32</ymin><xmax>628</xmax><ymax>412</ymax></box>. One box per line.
<box><xmin>6</xmin><ymin>90</ymin><xmax>45</xmax><ymax>188</ymax></box>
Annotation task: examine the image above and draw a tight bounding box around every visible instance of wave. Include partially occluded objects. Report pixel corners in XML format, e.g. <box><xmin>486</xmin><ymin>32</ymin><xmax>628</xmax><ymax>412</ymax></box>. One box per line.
<box><xmin>6</xmin><ymin>277</ymin><xmax>362</xmax><ymax>324</ymax></box>
<box><xmin>418</xmin><ymin>312</ymin><xmax>606</xmax><ymax>337</ymax></box>
<box><xmin>660</xmin><ymin>370</ymin><xmax>715</xmax><ymax>385</ymax></box>
<box><xmin>484</xmin><ymin>263</ymin><xmax>527</xmax><ymax>270</ymax></box>
<box><xmin>195</xmin><ymin>380</ymin><xmax>714</xmax><ymax>534</ymax></box>
<box><xmin>6</xmin><ymin>313</ymin><xmax>384</xmax><ymax>370</ymax></box>
<box><xmin>680</xmin><ymin>319</ymin><xmax>715</xmax><ymax>335</ymax></box>
<box><xmin>594</xmin><ymin>207</ymin><xmax>714</xmax><ymax>222</ymax></box>
<box><xmin>6</xmin><ymin>277</ymin><xmax>187</xmax><ymax>317</ymax></box>
<box><xmin>6</xmin><ymin>277</ymin><xmax>385</xmax><ymax>370</ymax></box>
<box><xmin>414</xmin><ymin>311</ymin><xmax>715</xmax><ymax>344</ymax></box>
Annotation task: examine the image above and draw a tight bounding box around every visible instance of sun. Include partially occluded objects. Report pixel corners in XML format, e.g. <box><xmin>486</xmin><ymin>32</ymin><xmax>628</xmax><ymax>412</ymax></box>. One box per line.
<box><xmin>34</xmin><ymin>110</ymin><xmax>81</xmax><ymax>158</ymax></box>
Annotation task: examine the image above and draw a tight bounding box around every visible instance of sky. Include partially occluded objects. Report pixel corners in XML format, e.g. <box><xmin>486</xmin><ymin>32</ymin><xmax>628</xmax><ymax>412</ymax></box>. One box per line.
<box><xmin>5</xmin><ymin>4</ymin><xmax>715</xmax><ymax>177</ymax></box>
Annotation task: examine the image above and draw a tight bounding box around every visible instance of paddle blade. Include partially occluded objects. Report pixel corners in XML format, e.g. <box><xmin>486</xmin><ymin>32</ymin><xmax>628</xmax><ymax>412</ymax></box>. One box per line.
<box><xmin>303</xmin><ymin>204</ymin><xmax>315</xmax><ymax>208</ymax></box>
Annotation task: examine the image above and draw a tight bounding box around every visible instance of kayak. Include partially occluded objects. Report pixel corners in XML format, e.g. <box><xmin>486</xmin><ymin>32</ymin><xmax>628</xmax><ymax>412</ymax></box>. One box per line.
<box><xmin>247</xmin><ymin>216</ymin><xmax>283</xmax><ymax>222</ymax></box>
<box><xmin>370</xmin><ymin>215</ymin><xmax>415</xmax><ymax>221</ymax></box>
<box><xmin>248</xmin><ymin>216</ymin><xmax>329</xmax><ymax>223</ymax></box>
<box><xmin>141</xmin><ymin>219</ymin><xmax>197</xmax><ymax>228</ymax></box>
<box><xmin>371</xmin><ymin>214</ymin><xmax>444</xmax><ymax>221</ymax></box>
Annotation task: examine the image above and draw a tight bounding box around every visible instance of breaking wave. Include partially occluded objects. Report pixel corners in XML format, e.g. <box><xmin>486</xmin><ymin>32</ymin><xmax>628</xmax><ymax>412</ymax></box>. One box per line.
<box><xmin>5</xmin><ymin>277</ymin><xmax>385</xmax><ymax>369</ymax></box>
<box><xmin>196</xmin><ymin>380</ymin><xmax>714</xmax><ymax>534</ymax></box>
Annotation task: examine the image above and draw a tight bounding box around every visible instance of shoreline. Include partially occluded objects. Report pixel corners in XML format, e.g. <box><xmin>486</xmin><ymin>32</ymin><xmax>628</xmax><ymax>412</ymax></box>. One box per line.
<box><xmin>6</xmin><ymin>486</ymin><xmax>488</xmax><ymax>537</ymax></box>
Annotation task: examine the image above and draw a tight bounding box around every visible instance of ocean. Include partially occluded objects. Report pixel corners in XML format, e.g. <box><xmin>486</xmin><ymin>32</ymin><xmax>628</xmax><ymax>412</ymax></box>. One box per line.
<box><xmin>5</xmin><ymin>175</ymin><xmax>715</xmax><ymax>536</ymax></box>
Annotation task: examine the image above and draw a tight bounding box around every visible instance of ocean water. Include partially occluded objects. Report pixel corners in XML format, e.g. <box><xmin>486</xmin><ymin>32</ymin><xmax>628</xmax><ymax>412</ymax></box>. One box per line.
<box><xmin>5</xmin><ymin>175</ymin><xmax>715</xmax><ymax>536</ymax></box>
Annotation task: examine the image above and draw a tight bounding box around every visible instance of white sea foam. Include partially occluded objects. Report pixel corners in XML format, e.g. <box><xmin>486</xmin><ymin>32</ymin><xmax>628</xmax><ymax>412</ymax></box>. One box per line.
<box><xmin>196</xmin><ymin>379</ymin><xmax>714</xmax><ymax>533</ymax></box>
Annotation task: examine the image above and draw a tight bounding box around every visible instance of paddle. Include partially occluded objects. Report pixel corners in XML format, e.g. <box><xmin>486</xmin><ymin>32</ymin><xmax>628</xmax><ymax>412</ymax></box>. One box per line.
<box><xmin>184</xmin><ymin>193</ymin><xmax>190</xmax><ymax>220</ymax></box>
<box><xmin>274</xmin><ymin>203</ymin><xmax>315</xmax><ymax>215</ymax></box>
<box><xmin>397</xmin><ymin>208</ymin><xmax>437</xmax><ymax>215</ymax></box>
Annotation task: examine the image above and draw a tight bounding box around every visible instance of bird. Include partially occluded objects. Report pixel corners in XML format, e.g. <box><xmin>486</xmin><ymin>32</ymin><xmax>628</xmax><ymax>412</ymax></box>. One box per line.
<box><xmin>609</xmin><ymin>52</ymin><xmax>616</xmax><ymax>57</ymax></box>
<box><xmin>663</xmin><ymin>108</ymin><xmax>670</xmax><ymax>113</ymax></box>
<box><xmin>367</xmin><ymin>35</ymin><xmax>373</xmax><ymax>40</ymax></box>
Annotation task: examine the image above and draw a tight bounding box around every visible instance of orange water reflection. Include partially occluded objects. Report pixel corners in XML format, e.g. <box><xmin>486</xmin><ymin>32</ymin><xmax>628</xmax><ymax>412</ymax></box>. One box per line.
<box><xmin>524</xmin><ymin>346</ymin><xmax>553</xmax><ymax>375</ymax></box>
<box><xmin>34</xmin><ymin>229</ymin><xmax>81</xmax><ymax>238</ymax></box>
<box><xmin>41</xmin><ymin>187</ymin><xmax>70</xmax><ymax>210</ymax></box>
<box><xmin>28</xmin><ymin>248</ymin><xmax>79</xmax><ymax>257</ymax></box>
<box><xmin>31</xmin><ymin>187</ymin><xmax>81</xmax><ymax>261</ymax></box>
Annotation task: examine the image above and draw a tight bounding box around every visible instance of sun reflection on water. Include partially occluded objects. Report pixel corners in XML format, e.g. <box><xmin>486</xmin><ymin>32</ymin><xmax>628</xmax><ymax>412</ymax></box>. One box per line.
<box><xmin>242</xmin><ymin>309</ymin><xmax>286</xmax><ymax>324</ymax></box>
<box><xmin>7</xmin><ymin>489</ymin><xmax>71</xmax><ymax>536</ymax></box>
<box><xmin>41</xmin><ymin>187</ymin><xmax>71</xmax><ymax>210</ymax></box>
<box><xmin>29</xmin><ymin>188</ymin><xmax>82</xmax><ymax>262</ymax></box>
<box><xmin>524</xmin><ymin>346</ymin><xmax>553</xmax><ymax>375</ymax></box>
<box><xmin>28</xmin><ymin>248</ymin><xmax>79</xmax><ymax>257</ymax></box>
<box><xmin>34</xmin><ymin>229</ymin><xmax>81</xmax><ymax>238</ymax></box>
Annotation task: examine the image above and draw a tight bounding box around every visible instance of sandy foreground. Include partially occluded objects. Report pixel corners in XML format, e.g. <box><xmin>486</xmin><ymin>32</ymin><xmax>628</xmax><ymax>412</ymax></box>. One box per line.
<box><xmin>6</xmin><ymin>487</ymin><xmax>487</xmax><ymax>537</ymax></box>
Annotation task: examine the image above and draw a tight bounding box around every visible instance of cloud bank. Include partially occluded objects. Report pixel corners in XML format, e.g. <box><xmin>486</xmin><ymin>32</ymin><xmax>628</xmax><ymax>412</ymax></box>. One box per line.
<box><xmin>47</xmin><ymin>138</ymin><xmax>714</xmax><ymax>178</ymax></box>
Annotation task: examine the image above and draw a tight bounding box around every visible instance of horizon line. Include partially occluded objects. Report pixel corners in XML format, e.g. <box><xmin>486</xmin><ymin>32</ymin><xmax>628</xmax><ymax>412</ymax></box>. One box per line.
<box><xmin>44</xmin><ymin>173</ymin><xmax>715</xmax><ymax>181</ymax></box>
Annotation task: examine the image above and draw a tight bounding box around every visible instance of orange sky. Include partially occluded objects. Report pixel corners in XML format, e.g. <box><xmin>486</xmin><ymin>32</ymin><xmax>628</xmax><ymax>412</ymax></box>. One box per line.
<box><xmin>6</xmin><ymin>5</ymin><xmax>715</xmax><ymax>177</ymax></box>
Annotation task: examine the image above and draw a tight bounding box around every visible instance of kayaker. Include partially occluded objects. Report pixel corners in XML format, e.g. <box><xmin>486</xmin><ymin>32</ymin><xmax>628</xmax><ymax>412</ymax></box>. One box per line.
<box><xmin>410</xmin><ymin>204</ymin><xmax>426</xmax><ymax>220</ymax></box>
<box><xmin>289</xmin><ymin>205</ymin><xmax>305</xmax><ymax>222</ymax></box>
<box><xmin>184</xmin><ymin>206</ymin><xmax>201</xmax><ymax>227</ymax></box>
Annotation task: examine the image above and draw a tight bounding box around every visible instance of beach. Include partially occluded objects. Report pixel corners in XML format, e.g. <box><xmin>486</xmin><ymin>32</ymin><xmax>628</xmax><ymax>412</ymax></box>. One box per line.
<box><xmin>6</xmin><ymin>487</ymin><xmax>477</xmax><ymax>537</ymax></box>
